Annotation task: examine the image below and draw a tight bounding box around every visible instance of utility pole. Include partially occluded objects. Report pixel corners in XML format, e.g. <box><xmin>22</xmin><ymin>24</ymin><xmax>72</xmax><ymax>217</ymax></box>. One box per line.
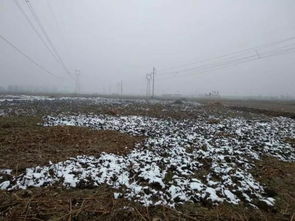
<box><xmin>146</xmin><ymin>73</ymin><xmax>152</xmax><ymax>98</ymax></box>
<box><xmin>152</xmin><ymin>67</ymin><xmax>156</xmax><ymax>98</ymax></box>
<box><xmin>146</xmin><ymin>74</ymin><xmax>149</xmax><ymax>97</ymax></box>
<box><xmin>74</xmin><ymin>69</ymin><xmax>80</xmax><ymax>94</ymax></box>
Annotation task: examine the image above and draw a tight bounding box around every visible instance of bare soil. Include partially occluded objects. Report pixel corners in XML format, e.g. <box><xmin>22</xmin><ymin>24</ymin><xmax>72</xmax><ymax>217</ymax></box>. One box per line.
<box><xmin>196</xmin><ymin>98</ymin><xmax>295</xmax><ymax>119</ymax></box>
<box><xmin>0</xmin><ymin>116</ymin><xmax>144</xmax><ymax>174</ymax></box>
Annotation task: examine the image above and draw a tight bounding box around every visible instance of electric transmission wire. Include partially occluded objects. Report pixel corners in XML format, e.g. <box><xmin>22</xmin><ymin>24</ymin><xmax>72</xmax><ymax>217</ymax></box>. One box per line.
<box><xmin>158</xmin><ymin>49</ymin><xmax>254</xmax><ymax>73</ymax></box>
<box><xmin>255</xmin><ymin>36</ymin><xmax>295</xmax><ymax>50</ymax></box>
<box><xmin>13</xmin><ymin>0</ymin><xmax>60</xmax><ymax>63</ymax></box>
<box><xmin>160</xmin><ymin>54</ymin><xmax>292</xmax><ymax>80</ymax></box>
<box><xmin>157</xmin><ymin>53</ymin><xmax>257</xmax><ymax>78</ymax></box>
<box><xmin>156</xmin><ymin>38</ymin><xmax>295</xmax><ymax>81</ymax></box>
<box><xmin>159</xmin><ymin>43</ymin><xmax>295</xmax><ymax>79</ymax></box>
<box><xmin>46</xmin><ymin>0</ymin><xmax>72</xmax><ymax>61</ymax></box>
<box><xmin>260</xmin><ymin>43</ymin><xmax>295</xmax><ymax>56</ymax></box>
<box><xmin>260</xmin><ymin>45</ymin><xmax>295</xmax><ymax>59</ymax></box>
<box><xmin>157</xmin><ymin>54</ymin><xmax>258</xmax><ymax>80</ymax></box>
<box><xmin>25</xmin><ymin>0</ymin><xmax>74</xmax><ymax>80</ymax></box>
<box><xmin>157</xmin><ymin>36</ymin><xmax>295</xmax><ymax>75</ymax></box>
<box><xmin>0</xmin><ymin>33</ymin><xmax>63</xmax><ymax>79</ymax></box>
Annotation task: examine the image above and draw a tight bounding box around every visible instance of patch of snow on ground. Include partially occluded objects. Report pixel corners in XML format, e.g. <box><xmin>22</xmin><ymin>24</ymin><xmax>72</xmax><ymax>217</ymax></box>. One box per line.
<box><xmin>0</xmin><ymin>114</ymin><xmax>294</xmax><ymax>208</ymax></box>
<box><xmin>0</xmin><ymin>95</ymin><xmax>201</xmax><ymax>106</ymax></box>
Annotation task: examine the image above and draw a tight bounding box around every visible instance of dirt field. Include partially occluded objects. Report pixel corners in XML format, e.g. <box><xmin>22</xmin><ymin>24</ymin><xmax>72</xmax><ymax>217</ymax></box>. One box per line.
<box><xmin>0</xmin><ymin>95</ymin><xmax>294</xmax><ymax>220</ymax></box>
<box><xmin>0</xmin><ymin>116</ymin><xmax>144</xmax><ymax>173</ymax></box>
<box><xmin>196</xmin><ymin>98</ymin><xmax>295</xmax><ymax>119</ymax></box>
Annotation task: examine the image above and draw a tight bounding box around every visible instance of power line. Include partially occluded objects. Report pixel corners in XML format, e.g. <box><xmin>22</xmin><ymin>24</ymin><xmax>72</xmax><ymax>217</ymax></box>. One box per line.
<box><xmin>157</xmin><ymin>45</ymin><xmax>295</xmax><ymax>81</ymax></box>
<box><xmin>0</xmin><ymin>33</ymin><xmax>63</xmax><ymax>79</ymax></box>
<box><xmin>156</xmin><ymin>38</ymin><xmax>295</xmax><ymax>80</ymax></box>
<box><xmin>158</xmin><ymin>51</ymin><xmax>255</xmax><ymax>76</ymax></box>
<box><xmin>157</xmin><ymin>36</ymin><xmax>295</xmax><ymax>75</ymax></box>
<box><xmin>25</xmin><ymin>0</ymin><xmax>74</xmax><ymax>80</ymax></box>
<box><xmin>261</xmin><ymin>44</ymin><xmax>295</xmax><ymax>57</ymax></box>
<box><xmin>258</xmin><ymin>47</ymin><xmax>295</xmax><ymax>61</ymax></box>
<box><xmin>13</xmin><ymin>0</ymin><xmax>60</xmax><ymax>62</ymax></box>
<box><xmin>157</xmin><ymin>55</ymin><xmax>257</xmax><ymax>80</ymax></box>
<box><xmin>158</xmin><ymin>49</ymin><xmax>253</xmax><ymax>73</ymax></box>
<box><xmin>46</xmin><ymin>0</ymin><xmax>72</xmax><ymax>62</ymax></box>
<box><xmin>157</xmin><ymin>54</ymin><xmax>257</xmax><ymax>78</ymax></box>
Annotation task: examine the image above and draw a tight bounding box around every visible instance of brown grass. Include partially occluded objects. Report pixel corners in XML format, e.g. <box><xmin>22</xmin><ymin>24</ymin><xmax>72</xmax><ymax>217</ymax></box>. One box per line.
<box><xmin>252</xmin><ymin>157</ymin><xmax>295</xmax><ymax>219</ymax></box>
<box><xmin>1</xmin><ymin>186</ymin><xmax>292</xmax><ymax>221</ymax></box>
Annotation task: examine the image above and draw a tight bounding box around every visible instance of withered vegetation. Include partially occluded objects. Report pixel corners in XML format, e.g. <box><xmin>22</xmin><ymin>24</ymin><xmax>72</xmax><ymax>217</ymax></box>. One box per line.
<box><xmin>0</xmin><ymin>116</ymin><xmax>144</xmax><ymax>174</ymax></box>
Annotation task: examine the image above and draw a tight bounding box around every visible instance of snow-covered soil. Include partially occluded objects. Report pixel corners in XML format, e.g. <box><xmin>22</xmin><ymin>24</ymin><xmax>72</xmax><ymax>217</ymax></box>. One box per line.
<box><xmin>0</xmin><ymin>95</ymin><xmax>201</xmax><ymax>117</ymax></box>
<box><xmin>0</xmin><ymin>95</ymin><xmax>199</xmax><ymax>106</ymax></box>
<box><xmin>0</xmin><ymin>114</ymin><xmax>294</xmax><ymax>208</ymax></box>
<box><xmin>0</xmin><ymin>95</ymin><xmax>55</xmax><ymax>102</ymax></box>
<box><xmin>0</xmin><ymin>109</ymin><xmax>5</xmax><ymax>116</ymax></box>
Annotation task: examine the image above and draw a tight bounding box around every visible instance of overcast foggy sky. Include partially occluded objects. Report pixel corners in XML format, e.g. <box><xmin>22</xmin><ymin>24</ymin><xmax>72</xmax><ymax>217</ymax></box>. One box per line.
<box><xmin>0</xmin><ymin>0</ymin><xmax>295</xmax><ymax>97</ymax></box>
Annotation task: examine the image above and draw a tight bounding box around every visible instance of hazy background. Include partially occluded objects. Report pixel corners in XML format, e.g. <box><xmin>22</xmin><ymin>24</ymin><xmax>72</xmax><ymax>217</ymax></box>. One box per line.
<box><xmin>0</xmin><ymin>0</ymin><xmax>295</xmax><ymax>97</ymax></box>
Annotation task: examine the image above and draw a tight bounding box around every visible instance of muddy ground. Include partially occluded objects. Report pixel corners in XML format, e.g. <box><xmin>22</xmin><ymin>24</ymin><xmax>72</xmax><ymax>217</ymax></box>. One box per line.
<box><xmin>0</xmin><ymin>95</ymin><xmax>294</xmax><ymax>220</ymax></box>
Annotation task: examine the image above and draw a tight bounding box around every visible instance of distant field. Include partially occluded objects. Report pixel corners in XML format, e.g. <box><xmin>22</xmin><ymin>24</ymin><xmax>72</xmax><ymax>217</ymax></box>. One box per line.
<box><xmin>202</xmin><ymin>98</ymin><xmax>295</xmax><ymax>115</ymax></box>
<box><xmin>0</xmin><ymin>95</ymin><xmax>294</xmax><ymax>220</ymax></box>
